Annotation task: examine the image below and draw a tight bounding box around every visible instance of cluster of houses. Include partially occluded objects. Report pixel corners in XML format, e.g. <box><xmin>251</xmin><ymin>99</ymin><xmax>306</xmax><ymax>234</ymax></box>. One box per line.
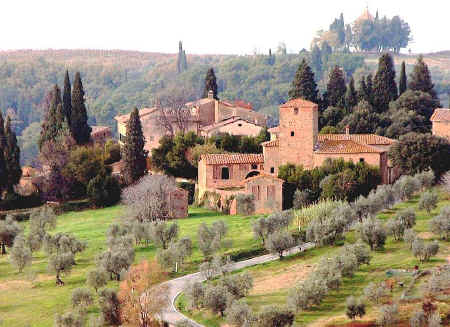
<box><xmin>17</xmin><ymin>89</ymin><xmax>450</xmax><ymax>217</ymax></box>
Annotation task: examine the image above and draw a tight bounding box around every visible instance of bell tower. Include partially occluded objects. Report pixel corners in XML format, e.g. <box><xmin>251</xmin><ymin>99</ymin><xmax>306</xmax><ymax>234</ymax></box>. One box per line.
<box><xmin>278</xmin><ymin>99</ymin><xmax>318</xmax><ymax>169</ymax></box>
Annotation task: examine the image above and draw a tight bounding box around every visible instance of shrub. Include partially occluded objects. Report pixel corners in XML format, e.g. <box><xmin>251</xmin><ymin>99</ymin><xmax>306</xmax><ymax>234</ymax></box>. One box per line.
<box><xmin>87</xmin><ymin>174</ymin><xmax>121</xmax><ymax>208</ymax></box>
<box><xmin>177</xmin><ymin>182</ymin><xmax>195</xmax><ymax>205</ymax></box>
<box><xmin>293</xmin><ymin>189</ymin><xmax>310</xmax><ymax>209</ymax></box>
<box><xmin>377</xmin><ymin>304</ymin><xmax>398</xmax><ymax>326</ymax></box>
<box><xmin>346</xmin><ymin>296</ymin><xmax>366</xmax><ymax>320</ymax></box>
<box><xmin>430</xmin><ymin>206</ymin><xmax>450</xmax><ymax>240</ymax></box>
<box><xmin>266</xmin><ymin>231</ymin><xmax>294</xmax><ymax>259</ymax></box>
<box><xmin>235</xmin><ymin>194</ymin><xmax>255</xmax><ymax>216</ymax></box>
<box><xmin>418</xmin><ymin>191</ymin><xmax>438</xmax><ymax>213</ymax></box>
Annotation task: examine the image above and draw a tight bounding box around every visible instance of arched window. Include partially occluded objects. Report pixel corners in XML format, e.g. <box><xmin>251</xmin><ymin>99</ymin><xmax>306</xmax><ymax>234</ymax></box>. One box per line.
<box><xmin>221</xmin><ymin>167</ymin><xmax>230</xmax><ymax>180</ymax></box>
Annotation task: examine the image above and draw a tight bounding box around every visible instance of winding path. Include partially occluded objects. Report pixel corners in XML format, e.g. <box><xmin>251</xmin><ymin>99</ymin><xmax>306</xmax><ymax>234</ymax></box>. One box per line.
<box><xmin>161</xmin><ymin>242</ymin><xmax>315</xmax><ymax>327</ymax></box>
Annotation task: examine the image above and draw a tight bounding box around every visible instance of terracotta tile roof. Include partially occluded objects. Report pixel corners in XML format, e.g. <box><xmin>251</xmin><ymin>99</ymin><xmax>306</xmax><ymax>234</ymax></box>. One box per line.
<box><xmin>201</xmin><ymin>117</ymin><xmax>256</xmax><ymax>132</ymax></box>
<box><xmin>243</xmin><ymin>173</ymin><xmax>284</xmax><ymax>183</ymax></box>
<box><xmin>114</xmin><ymin>107</ymin><xmax>158</xmax><ymax>123</ymax></box>
<box><xmin>200</xmin><ymin>153</ymin><xmax>264</xmax><ymax>165</ymax></box>
<box><xmin>280</xmin><ymin>98</ymin><xmax>317</xmax><ymax>108</ymax></box>
<box><xmin>430</xmin><ymin>108</ymin><xmax>450</xmax><ymax>122</ymax></box>
<box><xmin>261</xmin><ymin>139</ymin><xmax>279</xmax><ymax>147</ymax></box>
<box><xmin>185</xmin><ymin>98</ymin><xmax>215</xmax><ymax>107</ymax></box>
<box><xmin>318</xmin><ymin>134</ymin><xmax>395</xmax><ymax>146</ymax></box>
<box><xmin>316</xmin><ymin>139</ymin><xmax>383</xmax><ymax>154</ymax></box>
<box><xmin>268</xmin><ymin>126</ymin><xmax>280</xmax><ymax>133</ymax></box>
<box><xmin>233</xmin><ymin>100</ymin><xmax>253</xmax><ymax>110</ymax></box>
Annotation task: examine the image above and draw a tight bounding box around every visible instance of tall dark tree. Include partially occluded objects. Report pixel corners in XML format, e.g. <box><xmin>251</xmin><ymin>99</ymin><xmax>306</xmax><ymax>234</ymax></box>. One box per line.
<box><xmin>345</xmin><ymin>77</ymin><xmax>358</xmax><ymax>109</ymax></box>
<box><xmin>70</xmin><ymin>72</ymin><xmax>91</xmax><ymax>145</ymax></box>
<box><xmin>122</xmin><ymin>108</ymin><xmax>147</xmax><ymax>185</ymax></box>
<box><xmin>62</xmin><ymin>70</ymin><xmax>72</xmax><ymax>127</ymax></box>
<box><xmin>177</xmin><ymin>41</ymin><xmax>188</xmax><ymax>74</ymax></box>
<box><xmin>399</xmin><ymin>61</ymin><xmax>407</xmax><ymax>95</ymax></box>
<box><xmin>409</xmin><ymin>55</ymin><xmax>439</xmax><ymax>102</ymax></box>
<box><xmin>326</xmin><ymin>66</ymin><xmax>347</xmax><ymax>108</ymax></box>
<box><xmin>4</xmin><ymin>117</ymin><xmax>22</xmax><ymax>194</ymax></box>
<box><xmin>357</xmin><ymin>76</ymin><xmax>368</xmax><ymax>102</ymax></box>
<box><xmin>39</xmin><ymin>85</ymin><xmax>64</xmax><ymax>149</ymax></box>
<box><xmin>0</xmin><ymin>112</ymin><xmax>7</xmax><ymax>196</ymax></box>
<box><xmin>372</xmin><ymin>53</ymin><xmax>398</xmax><ymax>113</ymax></box>
<box><xmin>366</xmin><ymin>74</ymin><xmax>373</xmax><ymax>103</ymax></box>
<box><xmin>202</xmin><ymin>68</ymin><xmax>219</xmax><ymax>100</ymax></box>
<box><xmin>288</xmin><ymin>59</ymin><xmax>318</xmax><ymax>103</ymax></box>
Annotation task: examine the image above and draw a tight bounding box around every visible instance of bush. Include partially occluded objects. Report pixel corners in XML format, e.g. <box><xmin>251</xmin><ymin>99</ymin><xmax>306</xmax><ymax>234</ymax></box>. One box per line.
<box><xmin>87</xmin><ymin>174</ymin><xmax>121</xmax><ymax>208</ymax></box>
<box><xmin>346</xmin><ymin>296</ymin><xmax>366</xmax><ymax>320</ymax></box>
<box><xmin>418</xmin><ymin>191</ymin><xmax>438</xmax><ymax>213</ymax></box>
<box><xmin>98</xmin><ymin>288</ymin><xmax>121</xmax><ymax>326</ymax></box>
<box><xmin>430</xmin><ymin>206</ymin><xmax>450</xmax><ymax>240</ymax></box>
<box><xmin>0</xmin><ymin>193</ymin><xmax>42</xmax><ymax>211</ymax></box>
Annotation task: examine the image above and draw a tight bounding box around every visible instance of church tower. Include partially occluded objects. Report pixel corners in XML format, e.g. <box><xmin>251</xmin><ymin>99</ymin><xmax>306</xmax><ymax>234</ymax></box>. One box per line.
<box><xmin>278</xmin><ymin>99</ymin><xmax>318</xmax><ymax>169</ymax></box>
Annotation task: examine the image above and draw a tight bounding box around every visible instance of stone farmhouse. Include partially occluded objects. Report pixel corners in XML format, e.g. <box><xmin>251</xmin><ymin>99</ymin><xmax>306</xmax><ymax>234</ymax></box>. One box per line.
<box><xmin>114</xmin><ymin>91</ymin><xmax>266</xmax><ymax>155</ymax></box>
<box><xmin>198</xmin><ymin>98</ymin><xmax>398</xmax><ymax>214</ymax></box>
<box><xmin>431</xmin><ymin>108</ymin><xmax>450</xmax><ymax>141</ymax></box>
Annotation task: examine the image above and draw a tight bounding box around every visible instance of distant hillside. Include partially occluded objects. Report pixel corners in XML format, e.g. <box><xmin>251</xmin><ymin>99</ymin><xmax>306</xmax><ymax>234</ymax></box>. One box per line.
<box><xmin>1</xmin><ymin>49</ymin><xmax>449</xmax><ymax>164</ymax></box>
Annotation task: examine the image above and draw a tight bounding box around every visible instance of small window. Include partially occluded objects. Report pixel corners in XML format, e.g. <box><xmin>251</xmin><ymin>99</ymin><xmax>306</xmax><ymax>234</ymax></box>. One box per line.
<box><xmin>270</xmin><ymin>167</ymin><xmax>275</xmax><ymax>174</ymax></box>
<box><xmin>221</xmin><ymin>167</ymin><xmax>230</xmax><ymax>180</ymax></box>
<box><xmin>359</xmin><ymin>158</ymin><xmax>365</xmax><ymax>163</ymax></box>
<box><xmin>294</xmin><ymin>108</ymin><xmax>299</xmax><ymax>115</ymax></box>
<box><xmin>238</xmin><ymin>123</ymin><xmax>242</xmax><ymax>127</ymax></box>
<box><xmin>251</xmin><ymin>164</ymin><xmax>258</xmax><ymax>170</ymax></box>
<box><xmin>291</xmin><ymin>131</ymin><xmax>295</xmax><ymax>137</ymax></box>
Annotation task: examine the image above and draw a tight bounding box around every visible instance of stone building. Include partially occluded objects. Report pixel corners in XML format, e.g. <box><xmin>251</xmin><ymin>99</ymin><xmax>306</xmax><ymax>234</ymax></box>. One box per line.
<box><xmin>168</xmin><ymin>188</ymin><xmax>189</xmax><ymax>219</ymax></box>
<box><xmin>90</xmin><ymin>126</ymin><xmax>112</xmax><ymax>145</ymax></box>
<box><xmin>114</xmin><ymin>91</ymin><xmax>266</xmax><ymax>155</ymax></box>
<box><xmin>430</xmin><ymin>108</ymin><xmax>450</xmax><ymax>141</ymax></box>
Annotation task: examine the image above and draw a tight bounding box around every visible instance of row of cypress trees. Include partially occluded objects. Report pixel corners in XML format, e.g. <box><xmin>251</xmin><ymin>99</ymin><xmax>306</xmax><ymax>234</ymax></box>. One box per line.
<box><xmin>39</xmin><ymin>70</ymin><xmax>91</xmax><ymax>148</ymax></box>
<box><xmin>0</xmin><ymin>111</ymin><xmax>21</xmax><ymax>198</ymax></box>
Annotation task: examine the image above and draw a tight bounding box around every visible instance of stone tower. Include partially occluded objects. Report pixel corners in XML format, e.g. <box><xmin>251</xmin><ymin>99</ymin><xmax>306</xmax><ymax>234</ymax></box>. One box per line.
<box><xmin>278</xmin><ymin>98</ymin><xmax>318</xmax><ymax>169</ymax></box>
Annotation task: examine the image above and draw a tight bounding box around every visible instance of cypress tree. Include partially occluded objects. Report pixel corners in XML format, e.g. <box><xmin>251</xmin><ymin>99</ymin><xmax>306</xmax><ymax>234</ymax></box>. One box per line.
<box><xmin>345</xmin><ymin>77</ymin><xmax>358</xmax><ymax>110</ymax></box>
<box><xmin>372</xmin><ymin>53</ymin><xmax>398</xmax><ymax>113</ymax></box>
<box><xmin>357</xmin><ymin>76</ymin><xmax>368</xmax><ymax>102</ymax></box>
<box><xmin>409</xmin><ymin>55</ymin><xmax>439</xmax><ymax>102</ymax></box>
<box><xmin>326</xmin><ymin>66</ymin><xmax>347</xmax><ymax>107</ymax></box>
<box><xmin>399</xmin><ymin>61</ymin><xmax>407</xmax><ymax>95</ymax></box>
<box><xmin>0</xmin><ymin>112</ymin><xmax>7</xmax><ymax>196</ymax></box>
<box><xmin>203</xmin><ymin>68</ymin><xmax>219</xmax><ymax>99</ymax></box>
<box><xmin>63</xmin><ymin>70</ymin><xmax>72</xmax><ymax>127</ymax></box>
<box><xmin>288</xmin><ymin>59</ymin><xmax>319</xmax><ymax>103</ymax></box>
<box><xmin>39</xmin><ymin>85</ymin><xmax>64</xmax><ymax>149</ymax></box>
<box><xmin>71</xmin><ymin>72</ymin><xmax>91</xmax><ymax>145</ymax></box>
<box><xmin>122</xmin><ymin>108</ymin><xmax>147</xmax><ymax>185</ymax></box>
<box><xmin>4</xmin><ymin>117</ymin><xmax>21</xmax><ymax>194</ymax></box>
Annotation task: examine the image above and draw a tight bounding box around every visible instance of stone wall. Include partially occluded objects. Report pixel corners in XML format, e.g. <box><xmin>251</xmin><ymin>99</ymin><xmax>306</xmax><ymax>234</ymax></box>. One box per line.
<box><xmin>432</xmin><ymin>121</ymin><xmax>450</xmax><ymax>140</ymax></box>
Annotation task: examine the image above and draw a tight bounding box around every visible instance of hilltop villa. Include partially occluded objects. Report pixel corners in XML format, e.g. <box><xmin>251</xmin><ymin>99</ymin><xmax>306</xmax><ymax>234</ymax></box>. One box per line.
<box><xmin>431</xmin><ymin>108</ymin><xmax>450</xmax><ymax>141</ymax></box>
<box><xmin>198</xmin><ymin>98</ymin><xmax>398</xmax><ymax>214</ymax></box>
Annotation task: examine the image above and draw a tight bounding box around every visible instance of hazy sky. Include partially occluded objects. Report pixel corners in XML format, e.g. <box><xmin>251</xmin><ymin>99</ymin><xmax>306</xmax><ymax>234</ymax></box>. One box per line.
<box><xmin>1</xmin><ymin>0</ymin><xmax>449</xmax><ymax>54</ymax></box>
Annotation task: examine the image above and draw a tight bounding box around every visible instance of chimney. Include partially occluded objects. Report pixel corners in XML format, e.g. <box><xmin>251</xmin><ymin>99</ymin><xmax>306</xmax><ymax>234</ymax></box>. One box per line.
<box><xmin>208</xmin><ymin>90</ymin><xmax>214</xmax><ymax>99</ymax></box>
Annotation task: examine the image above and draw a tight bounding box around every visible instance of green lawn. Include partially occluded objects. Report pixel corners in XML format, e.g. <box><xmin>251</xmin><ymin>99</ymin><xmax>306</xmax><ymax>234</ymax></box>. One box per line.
<box><xmin>0</xmin><ymin>206</ymin><xmax>261</xmax><ymax>327</ymax></box>
<box><xmin>179</xmin><ymin>189</ymin><xmax>450</xmax><ymax>326</ymax></box>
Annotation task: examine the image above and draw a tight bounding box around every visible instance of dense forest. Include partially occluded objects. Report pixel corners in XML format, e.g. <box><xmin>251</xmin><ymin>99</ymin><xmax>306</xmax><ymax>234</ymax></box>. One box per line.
<box><xmin>1</xmin><ymin>50</ymin><xmax>450</xmax><ymax>165</ymax></box>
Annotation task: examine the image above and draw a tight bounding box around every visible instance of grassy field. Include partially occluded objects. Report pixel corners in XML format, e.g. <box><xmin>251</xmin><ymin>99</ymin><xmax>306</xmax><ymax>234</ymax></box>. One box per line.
<box><xmin>178</xmin><ymin>188</ymin><xmax>450</xmax><ymax>327</ymax></box>
<box><xmin>0</xmin><ymin>206</ymin><xmax>261</xmax><ymax>327</ymax></box>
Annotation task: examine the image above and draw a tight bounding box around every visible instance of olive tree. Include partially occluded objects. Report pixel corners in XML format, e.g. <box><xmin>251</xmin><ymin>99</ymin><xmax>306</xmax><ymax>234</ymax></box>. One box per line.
<box><xmin>377</xmin><ymin>304</ymin><xmax>398</xmax><ymax>327</ymax></box>
<box><xmin>86</xmin><ymin>269</ymin><xmax>108</xmax><ymax>293</ymax></box>
<box><xmin>71</xmin><ymin>287</ymin><xmax>94</xmax><ymax>313</ymax></box>
<box><xmin>386</xmin><ymin>218</ymin><xmax>406</xmax><ymax>241</ymax></box>
<box><xmin>395</xmin><ymin>208</ymin><xmax>416</xmax><ymax>229</ymax></box>
<box><xmin>219</xmin><ymin>272</ymin><xmax>253</xmax><ymax>300</ymax></box>
<box><xmin>0</xmin><ymin>216</ymin><xmax>23</xmax><ymax>255</ymax></box>
<box><xmin>343</xmin><ymin>240</ymin><xmax>372</xmax><ymax>266</ymax></box>
<box><xmin>315</xmin><ymin>258</ymin><xmax>342</xmax><ymax>290</ymax></box>
<box><xmin>253</xmin><ymin>306</ymin><xmax>294</xmax><ymax>327</ymax></box>
<box><xmin>404</xmin><ymin>228</ymin><xmax>417</xmax><ymax>249</ymax></box>
<box><xmin>225</xmin><ymin>300</ymin><xmax>254</xmax><ymax>327</ymax></box>
<box><xmin>430</xmin><ymin>206</ymin><xmax>450</xmax><ymax>240</ymax></box>
<box><xmin>412</xmin><ymin>238</ymin><xmax>439</xmax><ymax>262</ymax></box>
<box><xmin>266</xmin><ymin>231</ymin><xmax>294</xmax><ymax>259</ymax></box>
<box><xmin>98</xmin><ymin>288</ymin><xmax>121</xmax><ymax>326</ymax></box>
<box><xmin>197</xmin><ymin>220</ymin><xmax>229</xmax><ymax>260</ymax></box>
<box><xmin>394</xmin><ymin>175</ymin><xmax>420</xmax><ymax>200</ymax></box>
<box><xmin>157</xmin><ymin>237</ymin><xmax>192</xmax><ymax>271</ymax></box>
<box><xmin>287</xmin><ymin>277</ymin><xmax>328</xmax><ymax>311</ymax></box>
<box><xmin>203</xmin><ymin>285</ymin><xmax>230</xmax><ymax>317</ymax></box>
<box><xmin>346</xmin><ymin>296</ymin><xmax>366</xmax><ymax>320</ymax></box>
<box><xmin>10</xmin><ymin>234</ymin><xmax>32</xmax><ymax>272</ymax></box>
<box><xmin>54</xmin><ymin>311</ymin><xmax>83</xmax><ymax>327</ymax></box>
<box><xmin>357</xmin><ymin>218</ymin><xmax>387</xmax><ymax>250</ymax></box>
<box><xmin>44</xmin><ymin>233</ymin><xmax>87</xmax><ymax>262</ymax></box>
<box><xmin>409</xmin><ymin>310</ymin><xmax>427</xmax><ymax>327</ymax></box>
<box><xmin>418</xmin><ymin>191</ymin><xmax>438</xmax><ymax>214</ymax></box>
<box><xmin>363</xmin><ymin>282</ymin><xmax>387</xmax><ymax>304</ymax></box>
<box><xmin>48</xmin><ymin>252</ymin><xmax>75</xmax><ymax>286</ymax></box>
<box><xmin>415</xmin><ymin>170</ymin><xmax>434</xmax><ymax>190</ymax></box>
<box><xmin>185</xmin><ymin>281</ymin><xmax>205</xmax><ymax>310</ymax></box>
<box><xmin>150</xmin><ymin>220</ymin><xmax>179</xmax><ymax>249</ymax></box>
<box><xmin>27</xmin><ymin>206</ymin><xmax>57</xmax><ymax>252</ymax></box>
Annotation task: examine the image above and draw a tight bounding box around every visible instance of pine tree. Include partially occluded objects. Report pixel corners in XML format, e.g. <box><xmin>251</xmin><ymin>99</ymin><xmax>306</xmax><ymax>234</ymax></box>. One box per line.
<box><xmin>345</xmin><ymin>77</ymin><xmax>358</xmax><ymax>109</ymax></box>
<box><xmin>288</xmin><ymin>59</ymin><xmax>319</xmax><ymax>103</ymax></box>
<box><xmin>39</xmin><ymin>85</ymin><xmax>64</xmax><ymax>149</ymax></box>
<box><xmin>203</xmin><ymin>68</ymin><xmax>219</xmax><ymax>99</ymax></box>
<box><xmin>4</xmin><ymin>117</ymin><xmax>22</xmax><ymax>194</ymax></box>
<box><xmin>372</xmin><ymin>53</ymin><xmax>398</xmax><ymax>113</ymax></box>
<box><xmin>399</xmin><ymin>61</ymin><xmax>407</xmax><ymax>95</ymax></box>
<box><xmin>0</xmin><ymin>112</ymin><xmax>7</xmax><ymax>196</ymax></box>
<box><xmin>409</xmin><ymin>55</ymin><xmax>439</xmax><ymax>102</ymax></box>
<box><xmin>70</xmin><ymin>72</ymin><xmax>91</xmax><ymax>145</ymax></box>
<box><xmin>122</xmin><ymin>108</ymin><xmax>147</xmax><ymax>185</ymax></box>
<box><xmin>63</xmin><ymin>70</ymin><xmax>72</xmax><ymax>127</ymax></box>
<box><xmin>326</xmin><ymin>66</ymin><xmax>347</xmax><ymax>107</ymax></box>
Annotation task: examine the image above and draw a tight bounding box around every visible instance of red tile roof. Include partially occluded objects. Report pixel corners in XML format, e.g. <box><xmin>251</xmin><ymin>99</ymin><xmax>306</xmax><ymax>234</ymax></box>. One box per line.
<box><xmin>261</xmin><ymin>139</ymin><xmax>279</xmax><ymax>147</ymax></box>
<box><xmin>316</xmin><ymin>139</ymin><xmax>383</xmax><ymax>154</ymax></box>
<box><xmin>430</xmin><ymin>108</ymin><xmax>450</xmax><ymax>122</ymax></box>
<box><xmin>200</xmin><ymin>153</ymin><xmax>264</xmax><ymax>165</ymax></box>
<box><xmin>280</xmin><ymin>98</ymin><xmax>317</xmax><ymax>108</ymax></box>
<box><xmin>114</xmin><ymin>107</ymin><xmax>158</xmax><ymax>123</ymax></box>
<box><xmin>233</xmin><ymin>100</ymin><xmax>253</xmax><ymax>110</ymax></box>
<box><xmin>318</xmin><ymin>134</ymin><xmax>395</xmax><ymax>146</ymax></box>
